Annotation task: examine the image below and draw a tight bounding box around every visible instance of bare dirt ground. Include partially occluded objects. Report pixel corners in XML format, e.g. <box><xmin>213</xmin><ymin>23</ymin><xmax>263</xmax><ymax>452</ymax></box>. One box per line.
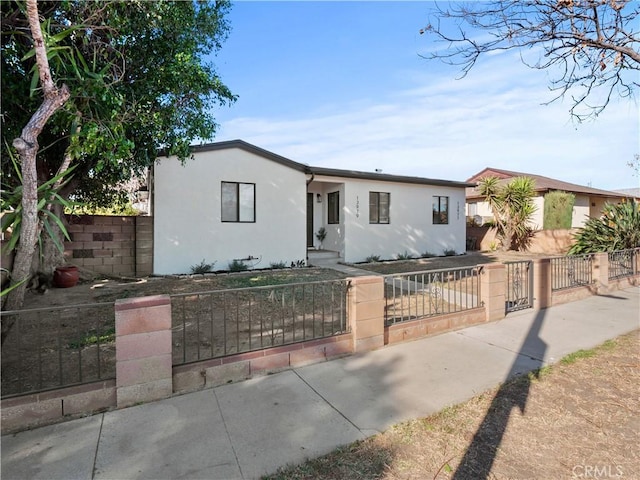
<box><xmin>19</xmin><ymin>250</ymin><xmax>548</xmax><ymax>310</ymax></box>
<box><xmin>265</xmin><ymin>330</ymin><xmax>640</xmax><ymax>480</ymax></box>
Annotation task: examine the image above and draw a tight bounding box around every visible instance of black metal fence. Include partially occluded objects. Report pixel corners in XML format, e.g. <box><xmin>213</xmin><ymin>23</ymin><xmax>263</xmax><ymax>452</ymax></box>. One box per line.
<box><xmin>170</xmin><ymin>279</ymin><xmax>350</xmax><ymax>366</ymax></box>
<box><xmin>505</xmin><ymin>260</ymin><xmax>533</xmax><ymax>313</ymax></box>
<box><xmin>608</xmin><ymin>248</ymin><xmax>638</xmax><ymax>280</ymax></box>
<box><xmin>551</xmin><ymin>254</ymin><xmax>594</xmax><ymax>291</ymax></box>
<box><xmin>1</xmin><ymin>302</ymin><xmax>116</xmax><ymax>398</ymax></box>
<box><xmin>383</xmin><ymin>266</ymin><xmax>482</xmax><ymax>325</ymax></box>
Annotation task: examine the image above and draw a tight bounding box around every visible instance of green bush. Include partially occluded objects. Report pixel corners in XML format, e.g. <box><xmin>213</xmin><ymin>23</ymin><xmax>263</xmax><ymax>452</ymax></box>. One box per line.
<box><xmin>365</xmin><ymin>255</ymin><xmax>381</xmax><ymax>263</ymax></box>
<box><xmin>228</xmin><ymin>259</ymin><xmax>248</xmax><ymax>272</ymax></box>
<box><xmin>269</xmin><ymin>261</ymin><xmax>287</xmax><ymax>269</ymax></box>
<box><xmin>443</xmin><ymin>248</ymin><xmax>456</xmax><ymax>256</ymax></box>
<box><xmin>543</xmin><ymin>191</ymin><xmax>575</xmax><ymax>229</ymax></box>
<box><xmin>190</xmin><ymin>259</ymin><xmax>215</xmax><ymax>274</ymax></box>
<box><xmin>396</xmin><ymin>251</ymin><xmax>414</xmax><ymax>260</ymax></box>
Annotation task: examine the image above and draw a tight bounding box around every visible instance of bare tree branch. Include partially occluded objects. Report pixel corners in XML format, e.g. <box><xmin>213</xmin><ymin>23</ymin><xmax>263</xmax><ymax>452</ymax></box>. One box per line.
<box><xmin>420</xmin><ymin>0</ymin><xmax>639</xmax><ymax>121</ymax></box>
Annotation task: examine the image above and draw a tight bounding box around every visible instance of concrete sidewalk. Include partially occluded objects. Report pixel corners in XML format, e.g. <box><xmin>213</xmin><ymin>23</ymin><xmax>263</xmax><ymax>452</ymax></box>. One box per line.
<box><xmin>2</xmin><ymin>287</ymin><xmax>639</xmax><ymax>480</ymax></box>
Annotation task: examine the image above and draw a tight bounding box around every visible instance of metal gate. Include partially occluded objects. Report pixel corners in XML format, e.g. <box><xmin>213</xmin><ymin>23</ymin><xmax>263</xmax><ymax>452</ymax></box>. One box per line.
<box><xmin>505</xmin><ymin>260</ymin><xmax>533</xmax><ymax>313</ymax></box>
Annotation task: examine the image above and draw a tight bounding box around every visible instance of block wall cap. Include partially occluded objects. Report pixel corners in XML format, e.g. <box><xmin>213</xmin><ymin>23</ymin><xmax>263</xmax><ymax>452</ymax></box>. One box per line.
<box><xmin>115</xmin><ymin>295</ymin><xmax>171</xmax><ymax>311</ymax></box>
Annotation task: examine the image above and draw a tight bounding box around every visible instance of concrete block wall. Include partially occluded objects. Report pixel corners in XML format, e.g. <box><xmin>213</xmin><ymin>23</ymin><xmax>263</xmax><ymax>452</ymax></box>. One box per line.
<box><xmin>64</xmin><ymin>215</ymin><xmax>152</xmax><ymax>277</ymax></box>
<box><xmin>115</xmin><ymin>295</ymin><xmax>172</xmax><ymax>408</ymax></box>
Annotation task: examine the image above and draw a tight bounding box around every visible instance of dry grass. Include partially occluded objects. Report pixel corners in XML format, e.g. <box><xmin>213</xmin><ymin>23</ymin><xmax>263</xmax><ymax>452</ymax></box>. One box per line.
<box><xmin>265</xmin><ymin>330</ymin><xmax>640</xmax><ymax>480</ymax></box>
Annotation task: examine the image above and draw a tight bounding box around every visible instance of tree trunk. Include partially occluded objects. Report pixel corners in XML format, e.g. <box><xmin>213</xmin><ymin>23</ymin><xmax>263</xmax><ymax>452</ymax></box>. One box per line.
<box><xmin>2</xmin><ymin>0</ymin><xmax>70</xmax><ymax>344</ymax></box>
<box><xmin>37</xmin><ymin>203</ymin><xmax>67</xmax><ymax>274</ymax></box>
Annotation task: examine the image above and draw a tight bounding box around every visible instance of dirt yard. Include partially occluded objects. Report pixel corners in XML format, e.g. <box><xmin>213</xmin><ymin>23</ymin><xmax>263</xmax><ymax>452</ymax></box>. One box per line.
<box><xmin>265</xmin><ymin>330</ymin><xmax>640</xmax><ymax>480</ymax></box>
<box><xmin>19</xmin><ymin>250</ymin><xmax>549</xmax><ymax>310</ymax></box>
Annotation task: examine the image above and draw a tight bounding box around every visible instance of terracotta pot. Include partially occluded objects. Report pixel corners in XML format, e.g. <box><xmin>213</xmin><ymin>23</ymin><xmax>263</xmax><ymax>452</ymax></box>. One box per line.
<box><xmin>53</xmin><ymin>266</ymin><xmax>80</xmax><ymax>288</ymax></box>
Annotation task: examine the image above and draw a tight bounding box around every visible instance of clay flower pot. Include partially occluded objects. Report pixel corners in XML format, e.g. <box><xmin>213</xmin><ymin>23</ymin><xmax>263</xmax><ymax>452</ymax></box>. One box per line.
<box><xmin>53</xmin><ymin>265</ymin><xmax>80</xmax><ymax>288</ymax></box>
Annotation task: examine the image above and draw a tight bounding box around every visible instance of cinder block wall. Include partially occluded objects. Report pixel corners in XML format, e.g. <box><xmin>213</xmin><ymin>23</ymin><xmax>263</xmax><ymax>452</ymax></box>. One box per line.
<box><xmin>64</xmin><ymin>215</ymin><xmax>152</xmax><ymax>277</ymax></box>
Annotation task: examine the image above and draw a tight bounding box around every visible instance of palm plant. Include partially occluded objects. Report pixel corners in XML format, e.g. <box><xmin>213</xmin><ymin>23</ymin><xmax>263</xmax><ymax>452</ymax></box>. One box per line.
<box><xmin>568</xmin><ymin>199</ymin><xmax>640</xmax><ymax>254</ymax></box>
<box><xmin>477</xmin><ymin>176</ymin><xmax>537</xmax><ymax>251</ymax></box>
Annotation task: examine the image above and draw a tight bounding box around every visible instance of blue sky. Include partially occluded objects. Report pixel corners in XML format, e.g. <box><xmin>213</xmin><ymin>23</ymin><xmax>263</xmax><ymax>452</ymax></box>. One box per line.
<box><xmin>210</xmin><ymin>1</ymin><xmax>639</xmax><ymax>191</ymax></box>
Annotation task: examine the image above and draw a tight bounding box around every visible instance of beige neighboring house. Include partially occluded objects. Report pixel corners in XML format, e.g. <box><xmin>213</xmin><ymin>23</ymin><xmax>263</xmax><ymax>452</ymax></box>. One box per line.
<box><xmin>466</xmin><ymin>167</ymin><xmax>631</xmax><ymax>229</ymax></box>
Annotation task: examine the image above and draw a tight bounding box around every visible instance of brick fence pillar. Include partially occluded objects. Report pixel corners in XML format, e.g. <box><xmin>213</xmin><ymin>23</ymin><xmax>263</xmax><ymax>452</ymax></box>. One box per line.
<box><xmin>532</xmin><ymin>258</ymin><xmax>552</xmax><ymax>310</ymax></box>
<box><xmin>347</xmin><ymin>276</ymin><xmax>385</xmax><ymax>353</ymax></box>
<box><xmin>115</xmin><ymin>295</ymin><xmax>172</xmax><ymax>408</ymax></box>
<box><xmin>481</xmin><ymin>263</ymin><xmax>506</xmax><ymax>321</ymax></box>
<box><xmin>592</xmin><ymin>252</ymin><xmax>609</xmax><ymax>293</ymax></box>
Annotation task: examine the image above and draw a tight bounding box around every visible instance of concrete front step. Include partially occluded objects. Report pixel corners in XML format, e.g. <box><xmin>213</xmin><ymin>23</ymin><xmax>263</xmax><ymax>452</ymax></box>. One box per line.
<box><xmin>307</xmin><ymin>249</ymin><xmax>340</xmax><ymax>261</ymax></box>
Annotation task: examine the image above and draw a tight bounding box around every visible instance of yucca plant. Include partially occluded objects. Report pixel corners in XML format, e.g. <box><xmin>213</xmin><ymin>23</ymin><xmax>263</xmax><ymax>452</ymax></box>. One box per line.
<box><xmin>477</xmin><ymin>176</ymin><xmax>537</xmax><ymax>251</ymax></box>
<box><xmin>568</xmin><ymin>199</ymin><xmax>640</xmax><ymax>254</ymax></box>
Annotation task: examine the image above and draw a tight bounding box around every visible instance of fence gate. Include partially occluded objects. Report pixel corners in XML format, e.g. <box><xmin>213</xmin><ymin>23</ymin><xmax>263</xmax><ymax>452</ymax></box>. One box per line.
<box><xmin>504</xmin><ymin>260</ymin><xmax>533</xmax><ymax>313</ymax></box>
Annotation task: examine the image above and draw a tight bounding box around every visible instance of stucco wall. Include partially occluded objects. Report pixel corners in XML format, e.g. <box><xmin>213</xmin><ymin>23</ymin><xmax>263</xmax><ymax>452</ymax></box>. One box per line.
<box><xmin>153</xmin><ymin>148</ymin><xmax>307</xmax><ymax>274</ymax></box>
<box><xmin>329</xmin><ymin>178</ymin><xmax>467</xmax><ymax>262</ymax></box>
<box><xmin>572</xmin><ymin>195</ymin><xmax>590</xmax><ymax>228</ymax></box>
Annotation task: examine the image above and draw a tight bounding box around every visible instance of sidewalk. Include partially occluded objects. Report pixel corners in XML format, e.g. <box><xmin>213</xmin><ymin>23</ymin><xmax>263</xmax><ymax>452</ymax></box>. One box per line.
<box><xmin>2</xmin><ymin>287</ymin><xmax>638</xmax><ymax>480</ymax></box>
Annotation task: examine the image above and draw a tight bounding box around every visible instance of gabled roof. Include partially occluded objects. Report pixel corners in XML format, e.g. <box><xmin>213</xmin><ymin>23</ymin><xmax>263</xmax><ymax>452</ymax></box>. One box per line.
<box><xmin>466</xmin><ymin>167</ymin><xmax>627</xmax><ymax>199</ymax></box>
<box><xmin>183</xmin><ymin>140</ymin><xmax>474</xmax><ymax>189</ymax></box>
<box><xmin>190</xmin><ymin>139</ymin><xmax>308</xmax><ymax>172</ymax></box>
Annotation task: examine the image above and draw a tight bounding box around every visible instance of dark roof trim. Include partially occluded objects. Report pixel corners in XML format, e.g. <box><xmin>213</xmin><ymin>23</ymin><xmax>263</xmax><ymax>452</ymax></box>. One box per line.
<box><xmin>309</xmin><ymin>166</ymin><xmax>474</xmax><ymax>188</ymax></box>
<box><xmin>179</xmin><ymin>140</ymin><xmax>473</xmax><ymax>188</ymax></box>
<box><xmin>189</xmin><ymin>140</ymin><xmax>308</xmax><ymax>172</ymax></box>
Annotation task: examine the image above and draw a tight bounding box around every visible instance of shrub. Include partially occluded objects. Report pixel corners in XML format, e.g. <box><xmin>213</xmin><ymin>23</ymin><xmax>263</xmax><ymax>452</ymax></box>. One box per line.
<box><xmin>269</xmin><ymin>261</ymin><xmax>287</xmax><ymax>269</ymax></box>
<box><xmin>228</xmin><ymin>259</ymin><xmax>249</xmax><ymax>272</ymax></box>
<box><xmin>365</xmin><ymin>255</ymin><xmax>381</xmax><ymax>263</ymax></box>
<box><xmin>569</xmin><ymin>199</ymin><xmax>640</xmax><ymax>254</ymax></box>
<box><xmin>396</xmin><ymin>251</ymin><xmax>414</xmax><ymax>260</ymax></box>
<box><xmin>290</xmin><ymin>259</ymin><xmax>306</xmax><ymax>268</ymax></box>
<box><xmin>543</xmin><ymin>191</ymin><xmax>575</xmax><ymax>229</ymax></box>
<box><xmin>190</xmin><ymin>259</ymin><xmax>215</xmax><ymax>274</ymax></box>
<box><xmin>421</xmin><ymin>251</ymin><xmax>436</xmax><ymax>258</ymax></box>
<box><xmin>443</xmin><ymin>249</ymin><xmax>456</xmax><ymax>256</ymax></box>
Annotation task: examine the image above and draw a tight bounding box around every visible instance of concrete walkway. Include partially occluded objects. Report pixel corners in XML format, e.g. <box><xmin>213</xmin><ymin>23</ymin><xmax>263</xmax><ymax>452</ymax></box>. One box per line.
<box><xmin>2</xmin><ymin>287</ymin><xmax>639</xmax><ymax>480</ymax></box>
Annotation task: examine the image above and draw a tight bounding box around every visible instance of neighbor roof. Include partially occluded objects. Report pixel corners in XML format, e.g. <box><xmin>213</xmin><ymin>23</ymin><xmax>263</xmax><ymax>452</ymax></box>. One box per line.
<box><xmin>466</xmin><ymin>167</ymin><xmax>627</xmax><ymax>199</ymax></box>
<box><xmin>182</xmin><ymin>140</ymin><xmax>474</xmax><ymax>189</ymax></box>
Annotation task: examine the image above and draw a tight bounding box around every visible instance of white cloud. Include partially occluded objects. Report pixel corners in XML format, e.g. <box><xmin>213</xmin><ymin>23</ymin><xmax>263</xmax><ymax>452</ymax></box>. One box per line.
<box><xmin>216</xmin><ymin>55</ymin><xmax>639</xmax><ymax>190</ymax></box>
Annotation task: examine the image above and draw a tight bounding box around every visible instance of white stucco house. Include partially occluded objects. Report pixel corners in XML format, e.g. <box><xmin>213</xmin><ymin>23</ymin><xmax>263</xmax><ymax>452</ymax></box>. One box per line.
<box><xmin>465</xmin><ymin>167</ymin><xmax>630</xmax><ymax>229</ymax></box>
<box><xmin>152</xmin><ymin>140</ymin><xmax>472</xmax><ymax>274</ymax></box>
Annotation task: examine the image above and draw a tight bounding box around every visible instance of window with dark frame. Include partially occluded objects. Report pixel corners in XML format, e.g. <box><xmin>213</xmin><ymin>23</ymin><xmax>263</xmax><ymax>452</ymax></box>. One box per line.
<box><xmin>221</xmin><ymin>182</ymin><xmax>255</xmax><ymax>222</ymax></box>
<box><xmin>328</xmin><ymin>191</ymin><xmax>339</xmax><ymax>224</ymax></box>
<box><xmin>432</xmin><ymin>195</ymin><xmax>449</xmax><ymax>224</ymax></box>
<box><xmin>369</xmin><ymin>192</ymin><xmax>390</xmax><ymax>224</ymax></box>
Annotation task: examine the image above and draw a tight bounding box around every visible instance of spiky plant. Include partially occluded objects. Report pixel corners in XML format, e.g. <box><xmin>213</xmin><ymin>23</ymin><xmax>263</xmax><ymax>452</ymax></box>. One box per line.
<box><xmin>569</xmin><ymin>199</ymin><xmax>640</xmax><ymax>254</ymax></box>
<box><xmin>477</xmin><ymin>176</ymin><xmax>537</xmax><ymax>251</ymax></box>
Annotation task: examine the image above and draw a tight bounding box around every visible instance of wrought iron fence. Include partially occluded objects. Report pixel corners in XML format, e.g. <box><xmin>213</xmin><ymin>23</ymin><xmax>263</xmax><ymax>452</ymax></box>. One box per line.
<box><xmin>608</xmin><ymin>248</ymin><xmax>639</xmax><ymax>280</ymax></box>
<box><xmin>551</xmin><ymin>254</ymin><xmax>594</xmax><ymax>291</ymax></box>
<box><xmin>505</xmin><ymin>260</ymin><xmax>533</xmax><ymax>313</ymax></box>
<box><xmin>383</xmin><ymin>266</ymin><xmax>482</xmax><ymax>325</ymax></box>
<box><xmin>171</xmin><ymin>279</ymin><xmax>350</xmax><ymax>366</ymax></box>
<box><xmin>1</xmin><ymin>302</ymin><xmax>116</xmax><ymax>398</ymax></box>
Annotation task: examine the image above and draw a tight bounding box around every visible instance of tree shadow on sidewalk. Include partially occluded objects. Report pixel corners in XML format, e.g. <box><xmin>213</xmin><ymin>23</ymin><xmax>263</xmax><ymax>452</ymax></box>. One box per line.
<box><xmin>453</xmin><ymin>309</ymin><xmax>548</xmax><ymax>480</ymax></box>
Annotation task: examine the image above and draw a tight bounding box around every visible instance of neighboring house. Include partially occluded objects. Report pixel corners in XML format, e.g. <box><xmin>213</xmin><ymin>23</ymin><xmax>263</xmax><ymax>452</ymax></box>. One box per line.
<box><xmin>466</xmin><ymin>167</ymin><xmax>630</xmax><ymax>229</ymax></box>
<box><xmin>613</xmin><ymin>187</ymin><xmax>640</xmax><ymax>201</ymax></box>
<box><xmin>152</xmin><ymin>140</ymin><xmax>472</xmax><ymax>274</ymax></box>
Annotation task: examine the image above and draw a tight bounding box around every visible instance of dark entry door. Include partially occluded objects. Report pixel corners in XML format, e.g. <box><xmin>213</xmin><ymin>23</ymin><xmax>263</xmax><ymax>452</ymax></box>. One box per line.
<box><xmin>307</xmin><ymin>193</ymin><xmax>314</xmax><ymax>247</ymax></box>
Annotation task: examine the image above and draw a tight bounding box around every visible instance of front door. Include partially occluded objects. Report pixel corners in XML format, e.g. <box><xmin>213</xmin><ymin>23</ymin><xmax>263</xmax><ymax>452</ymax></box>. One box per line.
<box><xmin>307</xmin><ymin>193</ymin><xmax>314</xmax><ymax>247</ymax></box>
